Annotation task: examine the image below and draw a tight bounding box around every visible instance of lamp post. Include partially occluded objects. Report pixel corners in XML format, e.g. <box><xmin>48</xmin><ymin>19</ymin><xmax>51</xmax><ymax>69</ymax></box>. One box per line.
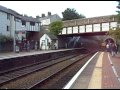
<box><xmin>13</xmin><ymin>18</ymin><xmax>19</xmax><ymax>53</ymax></box>
<box><xmin>39</xmin><ymin>21</ymin><xmax>41</xmax><ymax>50</ymax></box>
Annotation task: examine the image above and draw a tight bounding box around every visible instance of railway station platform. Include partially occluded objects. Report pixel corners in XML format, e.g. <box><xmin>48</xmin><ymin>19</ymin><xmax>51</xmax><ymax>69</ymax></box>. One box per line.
<box><xmin>0</xmin><ymin>49</ymin><xmax>75</xmax><ymax>60</ymax></box>
<box><xmin>64</xmin><ymin>51</ymin><xmax>120</xmax><ymax>89</ymax></box>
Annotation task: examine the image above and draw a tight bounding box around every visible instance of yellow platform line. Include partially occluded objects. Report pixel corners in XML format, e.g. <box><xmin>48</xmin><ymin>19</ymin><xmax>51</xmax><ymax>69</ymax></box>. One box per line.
<box><xmin>88</xmin><ymin>52</ymin><xmax>104</xmax><ymax>89</ymax></box>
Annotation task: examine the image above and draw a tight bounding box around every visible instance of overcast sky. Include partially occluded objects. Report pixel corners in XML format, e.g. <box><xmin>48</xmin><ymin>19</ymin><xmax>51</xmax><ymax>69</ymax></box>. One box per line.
<box><xmin>0</xmin><ymin>1</ymin><xmax>118</xmax><ymax>18</ymax></box>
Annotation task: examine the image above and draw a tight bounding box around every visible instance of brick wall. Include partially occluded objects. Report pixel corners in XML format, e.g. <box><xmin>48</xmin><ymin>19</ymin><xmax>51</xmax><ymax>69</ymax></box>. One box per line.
<box><xmin>62</xmin><ymin>15</ymin><xmax>117</xmax><ymax>27</ymax></box>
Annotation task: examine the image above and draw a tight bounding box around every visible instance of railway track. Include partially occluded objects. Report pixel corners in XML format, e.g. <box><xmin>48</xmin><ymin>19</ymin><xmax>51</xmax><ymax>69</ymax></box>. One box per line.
<box><xmin>29</xmin><ymin>52</ymin><xmax>95</xmax><ymax>89</ymax></box>
<box><xmin>0</xmin><ymin>53</ymin><xmax>78</xmax><ymax>88</ymax></box>
<box><xmin>0</xmin><ymin>50</ymin><xmax>95</xmax><ymax>89</ymax></box>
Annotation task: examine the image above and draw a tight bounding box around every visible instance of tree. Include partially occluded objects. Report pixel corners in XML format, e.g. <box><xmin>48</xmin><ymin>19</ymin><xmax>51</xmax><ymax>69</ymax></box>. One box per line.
<box><xmin>116</xmin><ymin>1</ymin><xmax>120</xmax><ymax>23</ymax></box>
<box><xmin>49</xmin><ymin>21</ymin><xmax>63</xmax><ymax>36</ymax></box>
<box><xmin>108</xmin><ymin>27</ymin><xmax>120</xmax><ymax>43</ymax></box>
<box><xmin>62</xmin><ymin>8</ymin><xmax>86</xmax><ymax>21</ymax></box>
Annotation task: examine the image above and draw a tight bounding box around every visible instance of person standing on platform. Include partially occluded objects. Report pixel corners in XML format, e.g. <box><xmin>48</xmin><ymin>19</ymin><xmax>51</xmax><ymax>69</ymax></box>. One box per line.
<box><xmin>106</xmin><ymin>43</ymin><xmax>110</xmax><ymax>52</ymax></box>
<box><xmin>116</xmin><ymin>44</ymin><xmax>119</xmax><ymax>54</ymax></box>
<box><xmin>27</xmin><ymin>41</ymin><xmax>30</xmax><ymax>52</ymax></box>
<box><xmin>111</xmin><ymin>43</ymin><xmax>117</xmax><ymax>56</ymax></box>
<box><xmin>109</xmin><ymin>42</ymin><xmax>112</xmax><ymax>55</ymax></box>
<box><xmin>35</xmin><ymin>41</ymin><xmax>38</xmax><ymax>50</ymax></box>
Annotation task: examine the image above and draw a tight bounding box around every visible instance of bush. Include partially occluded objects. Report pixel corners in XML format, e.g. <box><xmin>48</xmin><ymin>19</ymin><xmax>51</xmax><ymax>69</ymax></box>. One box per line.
<box><xmin>0</xmin><ymin>34</ymin><xmax>13</xmax><ymax>43</ymax></box>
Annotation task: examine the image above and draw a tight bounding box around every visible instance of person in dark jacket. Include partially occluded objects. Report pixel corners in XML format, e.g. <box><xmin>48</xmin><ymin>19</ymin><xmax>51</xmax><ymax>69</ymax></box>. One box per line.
<box><xmin>27</xmin><ymin>41</ymin><xmax>30</xmax><ymax>52</ymax></box>
<box><xmin>111</xmin><ymin>43</ymin><xmax>117</xmax><ymax>56</ymax></box>
<box><xmin>116</xmin><ymin>44</ymin><xmax>119</xmax><ymax>54</ymax></box>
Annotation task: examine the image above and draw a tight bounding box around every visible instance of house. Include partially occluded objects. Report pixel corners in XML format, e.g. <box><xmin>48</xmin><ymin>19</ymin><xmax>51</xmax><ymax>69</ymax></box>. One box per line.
<box><xmin>0</xmin><ymin>5</ymin><xmax>62</xmax><ymax>52</ymax></box>
<box><xmin>0</xmin><ymin>5</ymin><xmax>41</xmax><ymax>51</ymax></box>
<box><xmin>37</xmin><ymin>13</ymin><xmax>61</xmax><ymax>50</ymax></box>
<box><xmin>0</xmin><ymin>5</ymin><xmax>41</xmax><ymax>41</ymax></box>
<box><xmin>39</xmin><ymin>13</ymin><xmax>61</xmax><ymax>26</ymax></box>
<box><xmin>39</xmin><ymin>30</ymin><xmax>58</xmax><ymax>50</ymax></box>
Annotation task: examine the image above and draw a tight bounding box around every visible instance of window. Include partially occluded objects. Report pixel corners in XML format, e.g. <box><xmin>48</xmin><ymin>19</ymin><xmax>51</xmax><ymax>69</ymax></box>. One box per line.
<box><xmin>86</xmin><ymin>25</ymin><xmax>92</xmax><ymax>32</ymax></box>
<box><xmin>73</xmin><ymin>26</ymin><xmax>78</xmax><ymax>33</ymax></box>
<box><xmin>15</xmin><ymin>18</ymin><xmax>21</xmax><ymax>22</ymax></box>
<box><xmin>110</xmin><ymin>22</ymin><xmax>117</xmax><ymax>29</ymax></box>
<box><xmin>93</xmin><ymin>24</ymin><xmax>100</xmax><ymax>32</ymax></box>
<box><xmin>7</xmin><ymin>26</ymin><xmax>10</xmax><ymax>31</ymax></box>
<box><xmin>7</xmin><ymin>13</ymin><xmax>10</xmax><ymax>20</ymax></box>
<box><xmin>67</xmin><ymin>27</ymin><xmax>72</xmax><ymax>34</ymax></box>
<box><xmin>22</xmin><ymin>21</ymin><xmax>26</xmax><ymax>26</ymax></box>
<box><xmin>102</xmin><ymin>23</ymin><xmax>109</xmax><ymax>31</ymax></box>
<box><xmin>30</xmin><ymin>22</ymin><xmax>35</xmax><ymax>26</ymax></box>
<box><xmin>62</xmin><ymin>28</ymin><xmax>66</xmax><ymax>34</ymax></box>
<box><xmin>79</xmin><ymin>26</ymin><xmax>85</xmax><ymax>33</ymax></box>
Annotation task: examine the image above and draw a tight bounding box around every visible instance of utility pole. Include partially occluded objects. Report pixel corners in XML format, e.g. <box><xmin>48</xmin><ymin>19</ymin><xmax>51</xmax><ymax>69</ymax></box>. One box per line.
<box><xmin>13</xmin><ymin>18</ymin><xmax>16</xmax><ymax>52</ymax></box>
<box><xmin>14</xmin><ymin>18</ymin><xmax>20</xmax><ymax>53</ymax></box>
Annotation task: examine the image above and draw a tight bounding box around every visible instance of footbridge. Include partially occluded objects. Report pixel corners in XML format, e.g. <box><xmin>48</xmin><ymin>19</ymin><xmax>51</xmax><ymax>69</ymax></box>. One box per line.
<box><xmin>58</xmin><ymin>15</ymin><xmax>118</xmax><ymax>49</ymax></box>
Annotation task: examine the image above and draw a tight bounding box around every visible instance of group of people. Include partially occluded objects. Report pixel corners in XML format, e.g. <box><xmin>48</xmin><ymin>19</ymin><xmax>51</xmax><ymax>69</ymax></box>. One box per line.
<box><xmin>23</xmin><ymin>40</ymin><xmax>38</xmax><ymax>51</ymax></box>
<box><xmin>16</xmin><ymin>40</ymin><xmax>38</xmax><ymax>52</ymax></box>
<box><xmin>106</xmin><ymin>42</ymin><xmax>118</xmax><ymax>56</ymax></box>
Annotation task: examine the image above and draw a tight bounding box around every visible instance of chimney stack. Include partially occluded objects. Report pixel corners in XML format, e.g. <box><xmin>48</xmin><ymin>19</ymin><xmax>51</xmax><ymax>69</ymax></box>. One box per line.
<box><xmin>48</xmin><ymin>12</ymin><xmax>51</xmax><ymax>16</ymax></box>
<box><xmin>41</xmin><ymin>13</ymin><xmax>45</xmax><ymax>17</ymax></box>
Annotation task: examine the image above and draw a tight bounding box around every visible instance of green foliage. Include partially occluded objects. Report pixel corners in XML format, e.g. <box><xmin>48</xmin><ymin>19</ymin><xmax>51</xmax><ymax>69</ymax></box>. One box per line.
<box><xmin>0</xmin><ymin>34</ymin><xmax>13</xmax><ymax>43</ymax></box>
<box><xmin>108</xmin><ymin>27</ymin><xmax>120</xmax><ymax>41</ymax></box>
<box><xmin>49</xmin><ymin>21</ymin><xmax>63</xmax><ymax>36</ymax></box>
<box><xmin>62</xmin><ymin>8</ymin><xmax>86</xmax><ymax>21</ymax></box>
<box><xmin>116</xmin><ymin>1</ymin><xmax>120</xmax><ymax>23</ymax></box>
<box><xmin>108</xmin><ymin>1</ymin><xmax>120</xmax><ymax>43</ymax></box>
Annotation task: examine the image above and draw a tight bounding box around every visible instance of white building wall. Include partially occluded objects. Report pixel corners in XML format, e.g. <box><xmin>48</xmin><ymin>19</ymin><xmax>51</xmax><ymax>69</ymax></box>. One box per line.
<box><xmin>0</xmin><ymin>11</ymin><xmax>10</xmax><ymax>36</ymax></box>
<box><xmin>26</xmin><ymin>22</ymin><xmax>30</xmax><ymax>31</ymax></box>
<box><xmin>40</xmin><ymin>34</ymin><xmax>51</xmax><ymax>50</ymax></box>
<box><xmin>40</xmin><ymin>14</ymin><xmax>61</xmax><ymax>26</ymax></box>
<box><xmin>15</xmin><ymin>20</ymin><xmax>40</xmax><ymax>40</ymax></box>
<box><xmin>40</xmin><ymin>34</ymin><xmax>58</xmax><ymax>50</ymax></box>
<box><xmin>67</xmin><ymin>27</ymin><xmax>72</xmax><ymax>34</ymax></box>
<box><xmin>22</xmin><ymin>22</ymin><xmax>39</xmax><ymax>32</ymax></box>
<box><xmin>10</xmin><ymin>15</ymin><xmax>15</xmax><ymax>38</ymax></box>
<box><xmin>110</xmin><ymin>22</ymin><xmax>117</xmax><ymax>29</ymax></box>
<box><xmin>93</xmin><ymin>24</ymin><xmax>100</xmax><ymax>32</ymax></box>
<box><xmin>62</xmin><ymin>28</ymin><xmax>66</xmax><ymax>34</ymax></box>
<box><xmin>0</xmin><ymin>10</ymin><xmax>40</xmax><ymax>42</ymax></box>
<box><xmin>61</xmin><ymin>22</ymin><xmax>117</xmax><ymax>34</ymax></box>
<box><xmin>35</xmin><ymin>23</ymin><xmax>38</xmax><ymax>31</ymax></box>
<box><xmin>86</xmin><ymin>24</ymin><xmax>92</xmax><ymax>32</ymax></box>
<box><xmin>41</xmin><ymin>19</ymin><xmax>50</xmax><ymax>25</ymax></box>
<box><xmin>102</xmin><ymin>23</ymin><xmax>109</xmax><ymax>31</ymax></box>
<box><xmin>33</xmin><ymin>23</ymin><xmax>39</xmax><ymax>31</ymax></box>
<box><xmin>29</xmin><ymin>23</ymin><xmax>31</xmax><ymax>31</ymax></box>
<box><xmin>16</xmin><ymin>19</ymin><xmax>23</xmax><ymax>31</ymax></box>
<box><xmin>79</xmin><ymin>25</ymin><xmax>85</xmax><ymax>33</ymax></box>
<box><xmin>73</xmin><ymin>26</ymin><xmax>78</xmax><ymax>33</ymax></box>
<box><xmin>21</xmin><ymin>25</ymin><xmax>27</xmax><ymax>31</ymax></box>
